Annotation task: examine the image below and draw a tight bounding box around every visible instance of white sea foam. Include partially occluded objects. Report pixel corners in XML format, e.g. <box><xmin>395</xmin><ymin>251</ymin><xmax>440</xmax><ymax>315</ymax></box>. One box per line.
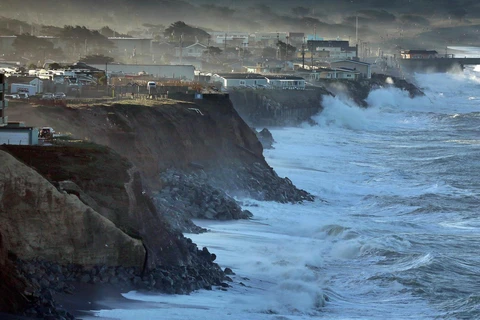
<box><xmin>89</xmin><ymin>71</ymin><xmax>480</xmax><ymax>319</ymax></box>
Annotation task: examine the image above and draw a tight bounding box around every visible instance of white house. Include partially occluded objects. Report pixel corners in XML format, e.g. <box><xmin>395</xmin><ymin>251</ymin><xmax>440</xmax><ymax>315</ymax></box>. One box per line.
<box><xmin>265</xmin><ymin>75</ymin><xmax>305</xmax><ymax>89</ymax></box>
<box><xmin>175</xmin><ymin>42</ymin><xmax>208</xmax><ymax>58</ymax></box>
<box><xmin>297</xmin><ymin>67</ymin><xmax>359</xmax><ymax>81</ymax></box>
<box><xmin>8</xmin><ymin>76</ymin><xmax>44</xmax><ymax>93</ymax></box>
<box><xmin>330</xmin><ymin>60</ymin><xmax>371</xmax><ymax>79</ymax></box>
<box><xmin>211</xmin><ymin>73</ymin><xmax>267</xmax><ymax>89</ymax></box>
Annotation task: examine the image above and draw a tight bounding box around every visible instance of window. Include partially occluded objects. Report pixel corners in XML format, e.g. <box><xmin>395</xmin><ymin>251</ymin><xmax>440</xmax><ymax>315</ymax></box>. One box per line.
<box><xmin>239</xmin><ymin>80</ymin><xmax>246</xmax><ymax>85</ymax></box>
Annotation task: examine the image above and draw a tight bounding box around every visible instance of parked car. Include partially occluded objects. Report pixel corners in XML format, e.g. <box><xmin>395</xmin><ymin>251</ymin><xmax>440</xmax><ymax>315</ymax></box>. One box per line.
<box><xmin>41</xmin><ymin>93</ymin><xmax>54</xmax><ymax>100</ymax></box>
<box><xmin>18</xmin><ymin>93</ymin><xmax>29</xmax><ymax>99</ymax></box>
<box><xmin>38</xmin><ymin>127</ymin><xmax>55</xmax><ymax>139</ymax></box>
<box><xmin>54</xmin><ymin>92</ymin><xmax>66</xmax><ymax>99</ymax></box>
<box><xmin>5</xmin><ymin>94</ymin><xmax>20</xmax><ymax>99</ymax></box>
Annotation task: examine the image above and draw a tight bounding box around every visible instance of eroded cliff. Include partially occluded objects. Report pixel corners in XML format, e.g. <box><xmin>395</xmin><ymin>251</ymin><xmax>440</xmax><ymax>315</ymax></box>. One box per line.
<box><xmin>0</xmin><ymin>150</ymin><xmax>145</xmax><ymax>267</ymax></box>
<box><xmin>8</xmin><ymin>96</ymin><xmax>311</xmax><ymax>203</ymax></box>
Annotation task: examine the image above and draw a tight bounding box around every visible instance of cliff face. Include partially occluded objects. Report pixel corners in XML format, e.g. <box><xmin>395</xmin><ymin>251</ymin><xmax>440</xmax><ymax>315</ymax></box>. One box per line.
<box><xmin>6</xmin><ymin>96</ymin><xmax>312</xmax><ymax>269</ymax></box>
<box><xmin>228</xmin><ymin>87</ymin><xmax>329</xmax><ymax>127</ymax></box>
<box><xmin>228</xmin><ymin>76</ymin><xmax>424</xmax><ymax>126</ymax></box>
<box><xmin>12</xmin><ymin>98</ymin><xmax>261</xmax><ymax>186</ymax></box>
<box><xmin>9</xmin><ymin>96</ymin><xmax>311</xmax><ymax>203</ymax></box>
<box><xmin>1</xmin><ymin>144</ymin><xmax>201</xmax><ymax>269</ymax></box>
<box><xmin>0</xmin><ymin>150</ymin><xmax>145</xmax><ymax>267</ymax></box>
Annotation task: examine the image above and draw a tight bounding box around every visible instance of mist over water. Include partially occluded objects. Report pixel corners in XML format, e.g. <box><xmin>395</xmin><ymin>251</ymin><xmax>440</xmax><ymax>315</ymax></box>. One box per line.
<box><xmin>91</xmin><ymin>68</ymin><xmax>480</xmax><ymax>319</ymax></box>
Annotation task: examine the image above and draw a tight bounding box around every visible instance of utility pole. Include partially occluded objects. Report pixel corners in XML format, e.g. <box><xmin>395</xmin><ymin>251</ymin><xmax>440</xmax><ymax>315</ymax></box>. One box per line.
<box><xmin>311</xmin><ymin>47</ymin><xmax>314</xmax><ymax>70</ymax></box>
<box><xmin>285</xmin><ymin>35</ymin><xmax>289</xmax><ymax>71</ymax></box>
<box><xmin>302</xmin><ymin>37</ymin><xmax>306</xmax><ymax>69</ymax></box>
<box><xmin>180</xmin><ymin>33</ymin><xmax>184</xmax><ymax>65</ymax></box>
<box><xmin>355</xmin><ymin>15</ymin><xmax>358</xmax><ymax>45</ymax></box>
<box><xmin>224</xmin><ymin>33</ymin><xmax>227</xmax><ymax>53</ymax></box>
<box><xmin>276</xmin><ymin>32</ymin><xmax>280</xmax><ymax>60</ymax></box>
<box><xmin>207</xmin><ymin>36</ymin><xmax>211</xmax><ymax>62</ymax></box>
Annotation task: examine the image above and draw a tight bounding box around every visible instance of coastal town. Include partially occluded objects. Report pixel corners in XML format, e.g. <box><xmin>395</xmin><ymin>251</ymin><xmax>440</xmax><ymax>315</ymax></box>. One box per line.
<box><xmin>0</xmin><ymin>19</ymin><xmax>443</xmax><ymax>145</ymax></box>
<box><xmin>2</xmin><ymin>2</ymin><xmax>480</xmax><ymax>319</ymax></box>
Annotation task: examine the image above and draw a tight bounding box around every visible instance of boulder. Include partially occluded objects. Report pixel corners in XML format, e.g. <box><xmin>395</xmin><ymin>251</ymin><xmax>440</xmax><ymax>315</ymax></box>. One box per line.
<box><xmin>257</xmin><ymin>128</ymin><xmax>275</xmax><ymax>149</ymax></box>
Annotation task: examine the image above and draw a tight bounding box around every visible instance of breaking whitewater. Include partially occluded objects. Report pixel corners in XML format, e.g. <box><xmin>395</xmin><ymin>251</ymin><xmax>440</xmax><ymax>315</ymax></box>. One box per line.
<box><xmin>87</xmin><ymin>67</ymin><xmax>480</xmax><ymax>319</ymax></box>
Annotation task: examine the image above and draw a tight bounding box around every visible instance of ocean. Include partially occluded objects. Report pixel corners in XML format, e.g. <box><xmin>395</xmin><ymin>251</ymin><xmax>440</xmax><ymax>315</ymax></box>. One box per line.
<box><xmin>87</xmin><ymin>63</ymin><xmax>480</xmax><ymax>319</ymax></box>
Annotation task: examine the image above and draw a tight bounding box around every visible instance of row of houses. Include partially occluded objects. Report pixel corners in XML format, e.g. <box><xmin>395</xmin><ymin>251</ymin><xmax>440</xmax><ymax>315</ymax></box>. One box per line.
<box><xmin>0</xmin><ymin>33</ymin><xmax>358</xmax><ymax>63</ymax></box>
<box><xmin>212</xmin><ymin>73</ymin><xmax>306</xmax><ymax>89</ymax></box>
<box><xmin>212</xmin><ymin>59</ymin><xmax>372</xmax><ymax>89</ymax></box>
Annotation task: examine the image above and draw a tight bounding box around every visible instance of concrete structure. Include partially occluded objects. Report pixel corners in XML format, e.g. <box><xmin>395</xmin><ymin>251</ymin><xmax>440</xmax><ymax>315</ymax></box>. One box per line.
<box><xmin>211</xmin><ymin>73</ymin><xmax>267</xmax><ymax>88</ymax></box>
<box><xmin>330</xmin><ymin>60</ymin><xmax>371</xmax><ymax>79</ymax></box>
<box><xmin>265</xmin><ymin>76</ymin><xmax>305</xmax><ymax>89</ymax></box>
<box><xmin>0</xmin><ymin>126</ymin><xmax>38</xmax><ymax>145</ymax></box>
<box><xmin>9</xmin><ymin>77</ymin><xmax>44</xmax><ymax>94</ymax></box>
<box><xmin>89</xmin><ymin>64</ymin><xmax>195</xmax><ymax>81</ymax></box>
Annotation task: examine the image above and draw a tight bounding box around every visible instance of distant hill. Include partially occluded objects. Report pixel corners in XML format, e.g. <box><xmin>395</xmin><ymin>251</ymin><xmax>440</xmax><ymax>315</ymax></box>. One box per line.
<box><xmin>1</xmin><ymin>0</ymin><xmax>480</xmax><ymax>51</ymax></box>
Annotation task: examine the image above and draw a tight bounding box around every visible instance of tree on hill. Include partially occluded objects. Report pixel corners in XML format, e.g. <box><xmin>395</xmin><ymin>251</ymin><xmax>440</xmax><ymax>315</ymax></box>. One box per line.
<box><xmin>12</xmin><ymin>33</ymin><xmax>64</xmax><ymax>62</ymax></box>
<box><xmin>142</xmin><ymin>23</ymin><xmax>165</xmax><ymax>36</ymax></box>
<box><xmin>99</xmin><ymin>26</ymin><xmax>131</xmax><ymax>38</ymax></box>
<box><xmin>80</xmin><ymin>54</ymin><xmax>114</xmax><ymax>64</ymax></box>
<box><xmin>164</xmin><ymin>21</ymin><xmax>210</xmax><ymax>43</ymax></box>
<box><xmin>276</xmin><ymin>40</ymin><xmax>296</xmax><ymax>60</ymax></box>
<box><xmin>60</xmin><ymin>25</ymin><xmax>115</xmax><ymax>57</ymax></box>
<box><xmin>0</xmin><ymin>17</ymin><xmax>32</xmax><ymax>36</ymax></box>
<box><xmin>49</xmin><ymin>62</ymin><xmax>62</xmax><ymax>70</ymax></box>
<box><xmin>204</xmin><ymin>46</ymin><xmax>222</xmax><ymax>57</ymax></box>
<box><xmin>40</xmin><ymin>25</ymin><xmax>63</xmax><ymax>37</ymax></box>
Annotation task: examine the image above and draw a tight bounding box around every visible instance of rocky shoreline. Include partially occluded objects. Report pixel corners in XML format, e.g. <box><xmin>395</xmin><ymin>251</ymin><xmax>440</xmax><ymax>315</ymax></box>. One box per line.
<box><xmin>0</xmin><ymin>75</ymin><xmax>423</xmax><ymax>319</ymax></box>
<box><xmin>229</xmin><ymin>74</ymin><xmax>425</xmax><ymax>126</ymax></box>
<box><xmin>14</xmin><ymin>243</ymin><xmax>226</xmax><ymax>320</ymax></box>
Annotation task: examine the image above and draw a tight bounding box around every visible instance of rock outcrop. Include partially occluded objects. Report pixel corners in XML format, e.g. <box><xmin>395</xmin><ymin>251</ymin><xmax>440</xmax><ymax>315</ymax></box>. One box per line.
<box><xmin>0</xmin><ymin>150</ymin><xmax>145</xmax><ymax>268</ymax></box>
<box><xmin>0</xmin><ymin>232</ymin><xmax>29</xmax><ymax>315</ymax></box>
<box><xmin>256</xmin><ymin>128</ymin><xmax>275</xmax><ymax>149</ymax></box>
<box><xmin>0</xmin><ymin>144</ymin><xmax>213</xmax><ymax>269</ymax></box>
<box><xmin>317</xmin><ymin>74</ymin><xmax>425</xmax><ymax>107</ymax></box>
<box><xmin>8</xmin><ymin>96</ymin><xmax>312</xmax><ymax>205</ymax></box>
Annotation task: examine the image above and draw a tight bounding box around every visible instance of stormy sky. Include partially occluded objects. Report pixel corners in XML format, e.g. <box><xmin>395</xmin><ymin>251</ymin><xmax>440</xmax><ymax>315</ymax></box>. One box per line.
<box><xmin>1</xmin><ymin>0</ymin><xmax>479</xmax><ymax>49</ymax></box>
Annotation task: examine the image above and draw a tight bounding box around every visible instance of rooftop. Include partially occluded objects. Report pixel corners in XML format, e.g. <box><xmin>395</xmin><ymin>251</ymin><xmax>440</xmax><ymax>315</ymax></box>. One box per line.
<box><xmin>265</xmin><ymin>75</ymin><xmax>305</xmax><ymax>80</ymax></box>
<box><xmin>215</xmin><ymin>73</ymin><xmax>266</xmax><ymax>80</ymax></box>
